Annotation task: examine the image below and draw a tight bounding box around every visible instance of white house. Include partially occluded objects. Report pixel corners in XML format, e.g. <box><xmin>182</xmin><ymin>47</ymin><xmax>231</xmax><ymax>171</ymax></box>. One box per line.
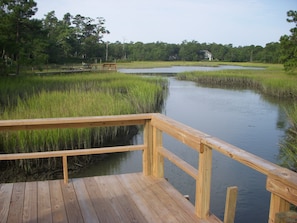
<box><xmin>200</xmin><ymin>50</ymin><xmax>213</xmax><ymax>61</ymax></box>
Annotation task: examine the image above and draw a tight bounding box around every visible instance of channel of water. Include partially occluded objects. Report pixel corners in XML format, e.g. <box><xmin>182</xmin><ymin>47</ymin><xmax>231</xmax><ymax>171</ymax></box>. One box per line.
<box><xmin>73</xmin><ymin>66</ymin><xmax>290</xmax><ymax>222</ymax></box>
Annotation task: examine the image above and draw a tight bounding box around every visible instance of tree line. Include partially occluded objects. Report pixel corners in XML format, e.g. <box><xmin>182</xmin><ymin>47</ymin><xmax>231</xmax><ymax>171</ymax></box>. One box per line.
<box><xmin>108</xmin><ymin>41</ymin><xmax>280</xmax><ymax>64</ymax></box>
<box><xmin>0</xmin><ymin>0</ymin><xmax>109</xmax><ymax>75</ymax></box>
<box><xmin>0</xmin><ymin>0</ymin><xmax>296</xmax><ymax>75</ymax></box>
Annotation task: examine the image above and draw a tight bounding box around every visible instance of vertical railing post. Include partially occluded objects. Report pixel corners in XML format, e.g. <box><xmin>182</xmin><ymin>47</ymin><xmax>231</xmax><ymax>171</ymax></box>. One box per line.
<box><xmin>152</xmin><ymin>127</ymin><xmax>164</xmax><ymax>178</ymax></box>
<box><xmin>143</xmin><ymin>120</ymin><xmax>153</xmax><ymax>176</ymax></box>
<box><xmin>143</xmin><ymin>119</ymin><xmax>164</xmax><ymax>178</ymax></box>
<box><xmin>266</xmin><ymin>169</ymin><xmax>294</xmax><ymax>223</ymax></box>
<box><xmin>268</xmin><ymin>193</ymin><xmax>290</xmax><ymax>223</ymax></box>
<box><xmin>195</xmin><ymin>144</ymin><xmax>212</xmax><ymax>219</ymax></box>
<box><xmin>63</xmin><ymin>155</ymin><xmax>68</xmax><ymax>184</ymax></box>
<box><xmin>224</xmin><ymin>186</ymin><xmax>238</xmax><ymax>223</ymax></box>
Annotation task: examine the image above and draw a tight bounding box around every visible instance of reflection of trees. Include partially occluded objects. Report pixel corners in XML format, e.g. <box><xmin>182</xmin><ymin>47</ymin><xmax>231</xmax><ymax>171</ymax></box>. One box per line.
<box><xmin>279</xmin><ymin>104</ymin><xmax>297</xmax><ymax>172</ymax></box>
<box><xmin>253</xmin><ymin>92</ymin><xmax>296</xmax><ymax>171</ymax></box>
<box><xmin>262</xmin><ymin>95</ymin><xmax>297</xmax><ymax>172</ymax></box>
<box><xmin>258</xmin><ymin>93</ymin><xmax>293</xmax><ymax>130</ymax></box>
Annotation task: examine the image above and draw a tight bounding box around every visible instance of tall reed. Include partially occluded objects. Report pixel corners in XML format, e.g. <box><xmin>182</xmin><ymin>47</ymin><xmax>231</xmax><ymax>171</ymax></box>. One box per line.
<box><xmin>279</xmin><ymin>105</ymin><xmax>297</xmax><ymax>172</ymax></box>
<box><xmin>0</xmin><ymin>72</ymin><xmax>168</xmax><ymax>177</ymax></box>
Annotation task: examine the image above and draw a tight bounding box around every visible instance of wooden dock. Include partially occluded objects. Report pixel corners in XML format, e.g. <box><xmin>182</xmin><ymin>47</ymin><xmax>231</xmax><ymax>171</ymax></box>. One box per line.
<box><xmin>102</xmin><ymin>63</ymin><xmax>117</xmax><ymax>71</ymax></box>
<box><xmin>0</xmin><ymin>173</ymin><xmax>220</xmax><ymax>223</ymax></box>
<box><xmin>0</xmin><ymin>113</ymin><xmax>296</xmax><ymax>223</ymax></box>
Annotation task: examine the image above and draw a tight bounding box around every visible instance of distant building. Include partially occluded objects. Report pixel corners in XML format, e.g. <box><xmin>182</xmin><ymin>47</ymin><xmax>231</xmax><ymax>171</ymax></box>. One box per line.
<box><xmin>200</xmin><ymin>50</ymin><xmax>213</xmax><ymax>61</ymax></box>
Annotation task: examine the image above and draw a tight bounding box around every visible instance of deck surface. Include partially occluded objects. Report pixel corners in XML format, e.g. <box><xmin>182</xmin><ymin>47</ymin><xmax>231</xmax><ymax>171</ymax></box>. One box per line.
<box><xmin>0</xmin><ymin>173</ymin><xmax>221</xmax><ymax>223</ymax></box>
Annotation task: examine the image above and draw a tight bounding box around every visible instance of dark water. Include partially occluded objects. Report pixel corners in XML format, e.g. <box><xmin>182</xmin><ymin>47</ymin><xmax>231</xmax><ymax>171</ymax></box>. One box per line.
<box><xmin>73</xmin><ymin>67</ymin><xmax>289</xmax><ymax>222</ymax></box>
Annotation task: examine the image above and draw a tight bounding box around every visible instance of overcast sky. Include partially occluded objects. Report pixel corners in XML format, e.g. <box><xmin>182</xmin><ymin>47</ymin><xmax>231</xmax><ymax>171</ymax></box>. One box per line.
<box><xmin>34</xmin><ymin>0</ymin><xmax>296</xmax><ymax>46</ymax></box>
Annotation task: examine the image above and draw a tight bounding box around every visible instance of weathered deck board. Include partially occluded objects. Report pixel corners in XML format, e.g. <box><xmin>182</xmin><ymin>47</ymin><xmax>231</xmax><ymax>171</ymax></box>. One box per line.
<box><xmin>0</xmin><ymin>173</ymin><xmax>222</xmax><ymax>223</ymax></box>
<box><xmin>7</xmin><ymin>182</ymin><xmax>25</xmax><ymax>222</ymax></box>
<box><xmin>59</xmin><ymin>180</ymin><xmax>83</xmax><ymax>223</ymax></box>
<box><xmin>23</xmin><ymin>181</ymin><xmax>38</xmax><ymax>223</ymax></box>
<box><xmin>72</xmin><ymin>178</ymin><xmax>99</xmax><ymax>223</ymax></box>
<box><xmin>37</xmin><ymin>181</ymin><xmax>52</xmax><ymax>223</ymax></box>
<box><xmin>0</xmin><ymin>183</ymin><xmax>13</xmax><ymax>223</ymax></box>
<box><xmin>93</xmin><ymin>175</ymin><xmax>148</xmax><ymax>222</ymax></box>
<box><xmin>117</xmin><ymin>174</ymin><xmax>162</xmax><ymax>223</ymax></box>
<box><xmin>49</xmin><ymin>180</ymin><xmax>68</xmax><ymax>223</ymax></box>
<box><xmin>83</xmin><ymin>177</ymin><xmax>121</xmax><ymax>222</ymax></box>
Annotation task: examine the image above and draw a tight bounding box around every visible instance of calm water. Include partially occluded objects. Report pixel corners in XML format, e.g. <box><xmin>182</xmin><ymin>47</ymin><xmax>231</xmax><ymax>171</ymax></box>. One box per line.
<box><xmin>118</xmin><ymin>65</ymin><xmax>263</xmax><ymax>74</ymax></box>
<box><xmin>73</xmin><ymin>67</ymin><xmax>289</xmax><ymax>222</ymax></box>
<box><xmin>162</xmin><ymin>78</ymin><xmax>288</xmax><ymax>222</ymax></box>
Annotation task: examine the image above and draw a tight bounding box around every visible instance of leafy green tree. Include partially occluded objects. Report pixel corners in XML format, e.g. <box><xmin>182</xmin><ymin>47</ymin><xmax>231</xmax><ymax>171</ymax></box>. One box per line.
<box><xmin>72</xmin><ymin>15</ymin><xmax>109</xmax><ymax>60</ymax></box>
<box><xmin>179</xmin><ymin>40</ymin><xmax>200</xmax><ymax>61</ymax></box>
<box><xmin>209</xmin><ymin>43</ymin><xmax>227</xmax><ymax>61</ymax></box>
<box><xmin>20</xmin><ymin>19</ymin><xmax>48</xmax><ymax>70</ymax></box>
<box><xmin>0</xmin><ymin>0</ymin><xmax>38</xmax><ymax>75</ymax></box>
<box><xmin>126</xmin><ymin>42</ymin><xmax>145</xmax><ymax>61</ymax></box>
<box><xmin>43</xmin><ymin>11</ymin><xmax>76</xmax><ymax>63</ymax></box>
<box><xmin>42</xmin><ymin>12</ymin><xmax>109</xmax><ymax>63</ymax></box>
<box><xmin>263</xmin><ymin>42</ymin><xmax>280</xmax><ymax>63</ymax></box>
<box><xmin>280</xmin><ymin>10</ymin><xmax>297</xmax><ymax>73</ymax></box>
<box><xmin>109</xmin><ymin>41</ymin><xmax>124</xmax><ymax>61</ymax></box>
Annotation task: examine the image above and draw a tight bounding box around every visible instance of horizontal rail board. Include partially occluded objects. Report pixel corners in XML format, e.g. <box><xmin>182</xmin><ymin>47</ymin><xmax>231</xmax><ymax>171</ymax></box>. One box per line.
<box><xmin>159</xmin><ymin>147</ymin><xmax>198</xmax><ymax>180</ymax></box>
<box><xmin>266</xmin><ymin>168</ymin><xmax>297</xmax><ymax>206</ymax></box>
<box><xmin>0</xmin><ymin>113</ymin><xmax>153</xmax><ymax>131</ymax></box>
<box><xmin>201</xmin><ymin>137</ymin><xmax>279</xmax><ymax>176</ymax></box>
<box><xmin>0</xmin><ymin>145</ymin><xmax>145</xmax><ymax>160</ymax></box>
<box><xmin>152</xmin><ymin>114</ymin><xmax>279</xmax><ymax>177</ymax></box>
<box><xmin>151</xmin><ymin>114</ymin><xmax>209</xmax><ymax>153</ymax></box>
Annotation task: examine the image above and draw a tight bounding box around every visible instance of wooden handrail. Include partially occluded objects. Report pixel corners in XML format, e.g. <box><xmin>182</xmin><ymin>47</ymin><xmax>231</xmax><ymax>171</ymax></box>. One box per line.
<box><xmin>158</xmin><ymin>147</ymin><xmax>198</xmax><ymax>179</ymax></box>
<box><xmin>0</xmin><ymin>113</ymin><xmax>152</xmax><ymax>131</ymax></box>
<box><xmin>0</xmin><ymin>145</ymin><xmax>144</xmax><ymax>184</ymax></box>
<box><xmin>0</xmin><ymin>145</ymin><xmax>145</xmax><ymax>160</ymax></box>
<box><xmin>0</xmin><ymin>113</ymin><xmax>296</xmax><ymax>223</ymax></box>
<box><xmin>151</xmin><ymin>113</ymin><xmax>280</xmax><ymax>175</ymax></box>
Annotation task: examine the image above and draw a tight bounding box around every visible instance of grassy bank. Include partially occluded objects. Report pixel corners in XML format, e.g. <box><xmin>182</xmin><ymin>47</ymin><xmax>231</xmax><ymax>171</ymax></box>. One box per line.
<box><xmin>0</xmin><ymin>72</ymin><xmax>168</xmax><ymax>180</ymax></box>
<box><xmin>176</xmin><ymin>63</ymin><xmax>297</xmax><ymax>99</ymax></box>
<box><xmin>279</xmin><ymin>104</ymin><xmax>297</xmax><ymax>172</ymax></box>
<box><xmin>117</xmin><ymin>61</ymin><xmax>221</xmax><ymax>68</ymax></box>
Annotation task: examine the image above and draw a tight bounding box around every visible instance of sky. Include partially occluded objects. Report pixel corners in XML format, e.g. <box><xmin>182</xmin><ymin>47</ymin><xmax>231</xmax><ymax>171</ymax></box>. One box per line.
<box><xmin>34</xmin><ymin>0</ymin><xmax>297</xmax><ymax>46</ymax></box>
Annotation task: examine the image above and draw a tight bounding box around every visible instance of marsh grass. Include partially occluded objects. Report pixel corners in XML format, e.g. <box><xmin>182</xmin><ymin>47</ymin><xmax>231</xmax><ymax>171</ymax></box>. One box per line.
<box><xmin>117</xmin><ymin>61</ymin><xmax>221</xmax><ymax>69</ymax></box>
<box><xmin>0</xmin><ymin>72</ymin><xmax>168</xmax><ymax>177</ymax></box>
<box><xmin>177</xmin><ymin>64</ymin><xmax>297</xmax><ymax>98</ymax></box>
<box><xmin>117</xmin><ymin>61</ymin><xmax>272</xmax><ymax>69</ymax></box>
<box><xmin>279</xmin><ymin>105</ymin><xmax>297</xmax><ymax>172</ymax></box>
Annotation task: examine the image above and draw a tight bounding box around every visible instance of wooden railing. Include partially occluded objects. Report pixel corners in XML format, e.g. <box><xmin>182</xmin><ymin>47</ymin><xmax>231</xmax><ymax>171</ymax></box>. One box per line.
<box><xmin>0</xmin><ymin>113</ymin><xmax>296</xmax><ymax>223</ymax></box>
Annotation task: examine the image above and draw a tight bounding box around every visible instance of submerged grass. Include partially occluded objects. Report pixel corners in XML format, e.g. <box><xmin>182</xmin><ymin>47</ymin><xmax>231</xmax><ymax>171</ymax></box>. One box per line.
<box><xmin>0</xmin><ymin>72</ymin><xmax>168</xmax><ymax>179</ymax></box>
